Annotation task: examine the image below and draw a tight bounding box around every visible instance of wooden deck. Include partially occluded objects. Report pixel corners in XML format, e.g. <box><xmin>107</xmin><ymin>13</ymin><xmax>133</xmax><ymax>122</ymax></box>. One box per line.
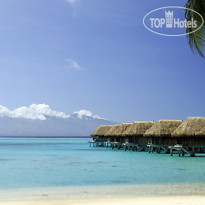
<box><xmin>89</xmin><ymin>140</ymin><xmax>205</xmax><ymax>157</ymax></box>
<box><xmin>123</xmin><ymin>143</ymin><xmax>145</xmax><ymax>151</ymax></box>
<box><xmin>147</xmin><ymin>144</ymin><xmax>170</xmax><ymax>154</ymax></box>
<box><xmin>169</xmin><ymin>145</ymin><xmax>205</xmax><ymax>157</ymax></box>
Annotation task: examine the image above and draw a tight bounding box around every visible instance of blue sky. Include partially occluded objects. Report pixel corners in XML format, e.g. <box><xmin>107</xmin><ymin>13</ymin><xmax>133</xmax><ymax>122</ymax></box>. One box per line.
<box><xmin>0</xmin><ymin>0</ymin><xmax>204</xmax><ymax>123</ymax></box>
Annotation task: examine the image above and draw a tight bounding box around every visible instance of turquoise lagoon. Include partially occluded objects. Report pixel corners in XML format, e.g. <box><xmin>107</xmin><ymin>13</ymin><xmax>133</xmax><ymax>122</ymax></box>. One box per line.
<box><xmin>0</xmin><ymin>138</ymin><xmax>205</xmax><ymax>190</ymax></box>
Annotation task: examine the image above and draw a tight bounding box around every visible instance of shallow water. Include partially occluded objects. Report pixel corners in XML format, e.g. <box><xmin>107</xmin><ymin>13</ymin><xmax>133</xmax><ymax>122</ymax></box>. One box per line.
<box><xmin>0</xmin><ymin>138</ymin><xmax>205</xmax><ymax>190</ymax></box>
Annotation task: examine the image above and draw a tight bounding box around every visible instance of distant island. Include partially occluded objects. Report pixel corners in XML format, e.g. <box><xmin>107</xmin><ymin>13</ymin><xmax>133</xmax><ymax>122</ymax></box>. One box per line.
<box><xmin>0</xmin><ymin>104</ymin><xmax>116</xmax><ymax>137</ymax></box>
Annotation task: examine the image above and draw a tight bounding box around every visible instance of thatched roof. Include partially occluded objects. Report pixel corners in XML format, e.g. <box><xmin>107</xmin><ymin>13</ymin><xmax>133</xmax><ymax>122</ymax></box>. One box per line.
<box><xmin>113</xmin><ymin>123</ymin><xmax>132</xmax><ymax>136</ymax></box>
<box><xmin>144</xmin><ymin>120</ymin><xmax>182</xmax><ymax>137</ymax></box>
<box><xmin>122</xmin><ymin>121</ymin><xmax>155</xmax><ymax>136</ymax></box>
<box><xmin>104</xmin><ymin>124</ymin><xmax>131</xmax><ymax>137</ymax></box>
<box><xmin>90</xmin><ymin>125</ymin><xmax>113</xmax><ymax>137</ymax></box>
<box><xmin>104</xmin><ymin>124</ymin><xmax>121</xmax><ymax>137</ymax></box>
<box><xmin>90</xmin><ymin>127</ymin><xmax>99</xmax><ymax>136</ymax></box>
<box><xmin>172</xmin><ymin>117</ymin><xmax>205</xmax><ymax>137</ymax></box>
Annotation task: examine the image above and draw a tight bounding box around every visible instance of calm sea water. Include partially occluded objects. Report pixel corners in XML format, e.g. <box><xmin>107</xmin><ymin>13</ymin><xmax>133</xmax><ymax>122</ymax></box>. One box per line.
<box><xmin>0</xmin><ymin>138</ymin><xmax>205</xmax><ymax>190</ymax></box>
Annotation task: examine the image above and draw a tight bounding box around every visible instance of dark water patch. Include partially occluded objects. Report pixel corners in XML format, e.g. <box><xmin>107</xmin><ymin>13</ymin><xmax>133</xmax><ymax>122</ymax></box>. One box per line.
<box><xmin>67</xmin><ymin>162</ymin><xmax>84</xmax><ymax>165</ymax></box>
<box><xmin>0</xmin><ymin>158</ymin><xmax>15</xmax><ymax>162</ymax></box>
<box><xmin>111</xmin><ymin>180</ymin><xmax>129</xmax><ymax>184</ymax></box>
<box><xmin>96</xmin><ymin>161</ymin><xmax>107</xmax><ymax>164</ymax></box>
<box><xmin>68</xmin><ymin>161</ymin><xmax>108</xmax><ymax>166</ymax></box>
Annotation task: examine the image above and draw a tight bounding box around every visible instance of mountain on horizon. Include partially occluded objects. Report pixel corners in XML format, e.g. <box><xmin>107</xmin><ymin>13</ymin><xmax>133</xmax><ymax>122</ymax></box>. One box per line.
<box><xmin>0</xmin><ymin>104</ymin><xmax>116</xmax><ymax>136</ymax></box>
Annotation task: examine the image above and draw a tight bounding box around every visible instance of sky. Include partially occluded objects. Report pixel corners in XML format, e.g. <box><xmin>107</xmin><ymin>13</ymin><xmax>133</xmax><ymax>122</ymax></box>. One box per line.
<box><xmin>0</xmin><ymin>0</ymin><xmax>204</xmax><ymax>123</ymax></box>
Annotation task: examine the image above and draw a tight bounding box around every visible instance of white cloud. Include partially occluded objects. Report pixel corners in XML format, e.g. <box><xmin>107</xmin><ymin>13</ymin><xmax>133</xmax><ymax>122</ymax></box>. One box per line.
<box><xmin>65</xmin><ymin>59</ymin><xmax>83</xmax><ymax>71</ymax></box>
<box><xmin>0</xmin><ymin>105</ymin><xmax>11</xmax><ymax>117</ymax></box>
<box><xmin>11</xmin><ymin>104</ymin><xmax>70</xmax><ymax>120</ymax></box>
<box><xmin>0</xmin><ymin>104</ymin><xmax>70</xmax><ymax>120</ymax></box>
<box><xmin>0</xmin><ymin>104</ymin><xmax>104</xmax><ymax>120</ymax></box>
<box><xmin>73</xmin><ymin>109</ymin><xmax>104</xmax><ymax>120</ymax></box>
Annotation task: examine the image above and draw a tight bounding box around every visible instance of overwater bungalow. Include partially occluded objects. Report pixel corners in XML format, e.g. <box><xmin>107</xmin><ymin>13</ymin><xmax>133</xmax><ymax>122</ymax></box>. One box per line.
<box><xmin>104</xmin><ymin>124</ymin><xmax>131</xmax><ymax>149</ymax></box>
<box><xmin>104</xmin><ymin>124</ymin><xmax>121</xmax><ymax>147</ymax></box>
<box><xmin>90</xmin><ymin>125</ymin><xmax>113</xmax><ymax>147</ymax></box>
<box><xmin>122</xmin><ymin>121</ymin><xmax>154</xmax><ymax>151</ymax></box>
<box><xmin>144</xmin><ymin>120</ymin><xmax>183</xmax><ymax>153</ymax></box>
<box><xmin>171</xmin><ymin>117</ymin><xmax>205</xmax><ymax>156</ymax></box>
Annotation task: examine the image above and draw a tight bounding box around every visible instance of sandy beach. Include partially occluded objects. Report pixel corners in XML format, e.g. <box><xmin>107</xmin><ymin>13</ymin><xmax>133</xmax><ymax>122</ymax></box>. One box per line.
<box><xmin>1</xmin><ymin>183</ymin><xmax>205</xmax><ymax>205</ymax></box>
<box><xmin>1</xmin><ymin>196</ymin><xmax>205</xmax><ymax>205</ymax></box>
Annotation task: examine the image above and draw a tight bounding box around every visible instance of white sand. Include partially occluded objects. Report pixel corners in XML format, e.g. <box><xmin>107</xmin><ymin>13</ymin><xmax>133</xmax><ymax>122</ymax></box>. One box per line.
<box><xmin>1</xmin><ymin>183</ymin><xmax>205</xmax><ymax>205</ymax></box>
<box><xmin>1</xmin><ymin>197</ymin><xmax>205</xmax><ymax>205</ymax></box>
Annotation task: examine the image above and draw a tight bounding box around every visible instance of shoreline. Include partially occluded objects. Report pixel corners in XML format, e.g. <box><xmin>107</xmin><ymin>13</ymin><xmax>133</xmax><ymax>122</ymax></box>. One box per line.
<box><xmin>1</xmin><ymin>183</ymin><xmax>205</xmax><ymax>204</ymax></box>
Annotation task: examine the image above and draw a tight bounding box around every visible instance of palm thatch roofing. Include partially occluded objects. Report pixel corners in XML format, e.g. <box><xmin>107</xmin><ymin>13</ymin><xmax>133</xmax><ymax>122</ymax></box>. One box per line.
<box><xmin>144</xmin><ymin>120</ymin><xmax>183</xmax><ymax>137</ymax></box>
<box><xmin>90</xmin><ymin>125</ymin><xmax>113</xmax><ymax>137</ymax></box>
<box><xmin>113</xmin><ymin>123</ymin><xmax>132</xmax><ymax>136</ymax></box>
<box><xmin>122</xmin><ymin>121</ymin><xmax>155</xmax><ymax>136</ymax></box>
<box><xmin>172</xmin><ymin>117</ymin><xmax>205</xmax><ymax>137</ymax></box>
<box><xmin>104</xmin><ymin>124</ymin><xmax>121</xmax><ymax>137</ymax></box>
<box><xmin>104</xmin><ymin>124</ymin><xmax>131</xmax><ymax>137</ymax></box>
